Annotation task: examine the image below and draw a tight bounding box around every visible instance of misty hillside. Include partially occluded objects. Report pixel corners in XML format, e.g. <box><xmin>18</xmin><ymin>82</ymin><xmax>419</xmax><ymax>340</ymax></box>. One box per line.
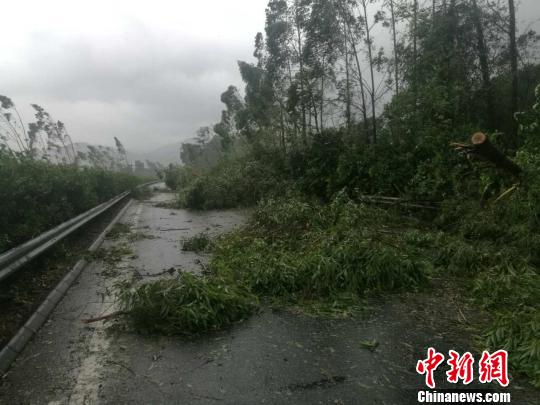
<box><xmin>128</xmin><ymin>141</ymin><xmax>183</xmax><ymax>166</ymax></box>
<box><xmin>73</xmin><ymin>142</ymin><xmax>182</xmax><ymax>166</ymax></box>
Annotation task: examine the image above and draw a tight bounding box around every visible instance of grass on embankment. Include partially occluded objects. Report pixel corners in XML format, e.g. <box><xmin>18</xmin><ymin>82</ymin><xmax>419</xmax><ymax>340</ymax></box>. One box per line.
<box><xmin>0</xmin><ymin>151</ymin><xmax>145</xmax><ymax>253</ymax></box>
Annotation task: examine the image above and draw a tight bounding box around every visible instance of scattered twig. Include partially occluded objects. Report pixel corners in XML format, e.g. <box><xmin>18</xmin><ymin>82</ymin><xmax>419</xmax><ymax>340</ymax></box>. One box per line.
<box><xmin>81</xmin><ymin>310</ymin><xmax>128</xmax><ymax>324</ymax></box>
<box><xmin>494</xmin><ymin>184</ymin><xmax>519</xmax><ymax>203</ymax></box>
<box><xmin>137</xmin><ymin>267</ymin><xmax>178</xmax><ymax>278</ymax></box>
<box><xmin>356</xmin><ymin>194</ymin><xmax>439</xmax><ymax>210</ymax></box>
<box><xmin>106</xmin><ymin>359</ymin><xmax>136</xmax><ymax>376</ymax></box>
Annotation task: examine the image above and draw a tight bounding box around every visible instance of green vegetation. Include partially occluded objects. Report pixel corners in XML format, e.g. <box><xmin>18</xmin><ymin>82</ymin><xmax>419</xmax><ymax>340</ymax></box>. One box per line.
<box><xmin>0</xmin><ymin>151</ymin><xmax>143</xmax><ymax>253</ymax></box>
<box><xmin>181</xmin><ymin>233</ymin><xmax>213</xmax><ymax>253</ymax></box>
<box><xmin>211</xmin><ymin>195</ymin><xmax>431</xmax><ymax>302</ymax></box>
<box><xmin>178</xmin><ymin>156</ymin><xmax>287</xmax><ymax>209</ymax></box>
<box><xmin>136</xmin><ymin>0</ymin><xmax>540</xmax><ymax>387</ymax></box>
<box><xmin>106</xmin><ymin>223</ymin><xmax>133</xmax><ymax>240</ymax></box>
<box><xmin>119</xmin><ymin>273</ymin><xmax>257</xmax><ymax>335</ymax></box>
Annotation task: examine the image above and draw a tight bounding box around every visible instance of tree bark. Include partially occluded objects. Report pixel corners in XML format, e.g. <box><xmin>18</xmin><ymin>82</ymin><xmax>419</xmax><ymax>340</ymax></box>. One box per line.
<box><xmin>412</xmin><ymin>0</ymin><xmax>419</xmax><ymax>122</ymax></box>
<box><xmin>471</xmin><ymin>0</ymin><xmax>495</xmax><ymax>127</ymax></box>
<box><xmin>361</xmin><ymin>0</ymin><xmax>377</xmax><ymax>143</ymax></box>
<box><xmin>389</xmin><ymin>0</ymin><xmax>399</xmax><ymax>96</ymax></box>
<box><xmin>508</xmin><ymin>0</ymin><xmax>519</xmax><ymax>147</ymax></box>
<box><xmin>453</xmin><ymin>132</ymin><xmax>522</xmax><ymax>177</ymax></box>
<box><xmin>341</xmin><ymin>3</ymin><xmax>369</xmax><ymax>142</ymax></box>
<box><xmin>294</xmin><ymin>1</ymin><xmax>307</xmax><ymax>143</ymax></box>
<box><xmin>320</xmin><ymin>73</ymin><xmax>324</xmax><ymax>133</ymax></box>
<box><xmin>343</xmin><ymin>21</ymin><xmax>352</xmax><ymax>131</ymax></box>
<box><xmin>471</xmin><ymin>132</ymin><xmax>521</xmax><ymax>176</ymax></box>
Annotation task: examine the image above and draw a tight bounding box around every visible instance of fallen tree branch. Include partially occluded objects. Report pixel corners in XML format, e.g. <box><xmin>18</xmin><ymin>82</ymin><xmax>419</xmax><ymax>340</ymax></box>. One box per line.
<box><xmin>356</xmin><ymin>195</ymin><xmax>439</xmax><ymax>210</ymax></box>
<box><xmin>81</xmin><ymin>310</ymin><xmax>128</xmax><ymax>324</ymax></box>
<box><xmin>136</xmin><ymin>267</ymin><xmax>178</xmax><ymax>278</ymax></box>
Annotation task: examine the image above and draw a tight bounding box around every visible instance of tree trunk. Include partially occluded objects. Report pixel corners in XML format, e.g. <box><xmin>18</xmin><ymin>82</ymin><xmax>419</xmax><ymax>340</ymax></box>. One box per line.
<box><xmin>345</xmin><ymin>53</ymin><xmax>352</xmax><ymax>131</ymax></box>
<box><xmin>343</xmin><ymin>21</ymin><xmax>352</xmax><ymax>131</ymax></box>
<box><xmin>412</xmin><ymin>0</ymin><xmax>418</xmax><ymax>121</ymax></box>
<box><xmin>295</xmin><ymin>1</ymin><xmax>307</xmax><ymax>144</ymax></box>
<box><xmin>471</xmin><ymin>0</ymin><xmax>495</xmax><ymax>128</ymax></box>
<box><xmin>470</xmin><ymin>132</ymin><xmax>521</xmax><ymax>177</ymax></box>
<box><xmin>279</xmin><ymin>103</ymin><xmax>286</xmax><ymax>154</ymax></box>
<box><xmin>310</xmin><ymin>92</ymin><xmax>320</xmax><ymax>134</ymax></box>
<box><xmin>341</xmin><ymin>4</ymin><xmax>369</xmax><ymax>142</ymax></box>
<box><xmin>287</xmin><ymin>59</ymin><xmax>299</xmax><ymax>144</ymax></box>
<box><xmin>362</xmin><ymin>0</ymin><xmax>377</xmax><ymax>143</ymax></box>
<box><xmin>389</xmin><ymin>0</ymin><xmax>399</xmax><ymax>96</ymax></box>
<box><xmin>508</xmin><ymin>0</ymin><xmax>519</xmax><ymax>147</ymax></box>
<box><xmin>320</xmin><ymin>73</ymin><xmax>324</xmax><ymax>133</ymax></box>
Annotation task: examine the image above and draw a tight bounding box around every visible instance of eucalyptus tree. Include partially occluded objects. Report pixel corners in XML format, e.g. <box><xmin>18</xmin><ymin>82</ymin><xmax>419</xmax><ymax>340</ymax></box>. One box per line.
<box><xmin>359</xmin><ymin>0</ymin><xmax>379</xmax><ymax>142</ymax></box>
<box><xmin>265</xmin><ymin>0</ymin><xmax>293</xmax><ymax>150</ymax></box>
<box><xmin>303</xmin><ymin>0</ymin><xmax>342</xmax><ymax>133</ymax></box>
<box><xmin>471</xmin><ymin>0</ymin><xmax>495</xmax><ymax>127</ymax></box>
<box><xmin>384</xmin><ymin>0</ymin><xmax>401</xmax><ymax>96</ymax></box>
<box><xmin>411</xmin><ymin>0</ymin><xmax>418</xmax><ymax>120</ymax></box>
<box><xmin>214</xmin><ymin>85</ymin><xmax>244</xmax><ymax>150</ymax></box>
<box><xmin>254</xmin><ymin>32</ymin><xmax>265</xmax><ymax>68</ymax></box>
<box><xmin>290</xmin><ymin>0</ymin><xmax>310</xmax><ymax>141</ymax></box>
<box><xmin>236</xmin><ymin>58</ymin><xmax>276</xmax><ymax>143</ymax></box>
<box><xmin>337</xmin><ymin>0</ymin><xmax>370</xmax><ymax>141</ymax></box>
<box><xmin>339</xmin><ymin>12</ymin><xmax>353</xmax><ymax>131</ymax></box>
<box><xmin>508</xmin><ymin>0</ymin><xmax>518</xmax><ymax>146</ymax></box>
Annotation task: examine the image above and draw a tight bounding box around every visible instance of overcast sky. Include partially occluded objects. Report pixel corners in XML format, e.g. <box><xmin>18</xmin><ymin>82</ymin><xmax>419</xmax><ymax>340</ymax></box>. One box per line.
<box><xmin>1</xmin><ymin>0</ymin><xmax>539</xmax><ymax>152</ymax></box>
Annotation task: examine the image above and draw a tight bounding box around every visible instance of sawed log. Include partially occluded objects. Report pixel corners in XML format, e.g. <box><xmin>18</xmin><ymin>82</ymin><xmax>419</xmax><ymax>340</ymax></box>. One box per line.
<box><xmin>452</xmin><ymin>132</ymin><xmax>522</xmax><ymax>178</ymax></box>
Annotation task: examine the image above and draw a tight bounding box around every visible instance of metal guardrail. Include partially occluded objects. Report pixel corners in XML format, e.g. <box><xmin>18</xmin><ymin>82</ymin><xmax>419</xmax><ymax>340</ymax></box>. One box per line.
<box><xmin>0</xmin><ymin>180</ymin><xmax>159</xmax><ymax>283</ymax></box>
<box><xmin>0</xmin><ymin>197</ymin><xmax>137</xmax><ymax>375</ymax></box>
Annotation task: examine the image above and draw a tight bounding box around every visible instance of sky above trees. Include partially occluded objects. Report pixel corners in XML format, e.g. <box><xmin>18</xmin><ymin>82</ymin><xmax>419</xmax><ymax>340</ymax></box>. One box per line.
<box><xmin>0</xmin><ymin>0</ymin><xmax>538</xmax><ymax>151</ymax></box>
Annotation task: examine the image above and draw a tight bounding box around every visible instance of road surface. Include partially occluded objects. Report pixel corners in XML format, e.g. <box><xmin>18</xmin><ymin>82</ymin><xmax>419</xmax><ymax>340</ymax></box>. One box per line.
<box><xmin>0</xmin><ymin>185</ymin><xmax>536</xmax><ymax>404</ymax></box>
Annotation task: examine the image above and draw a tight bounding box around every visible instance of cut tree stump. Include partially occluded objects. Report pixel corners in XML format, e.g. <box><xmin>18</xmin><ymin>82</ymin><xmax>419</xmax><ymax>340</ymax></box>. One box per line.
<box><xmin>452</xmin><ymin>132</ymin><xmax>522</xmax><ymax>178</ymax></box>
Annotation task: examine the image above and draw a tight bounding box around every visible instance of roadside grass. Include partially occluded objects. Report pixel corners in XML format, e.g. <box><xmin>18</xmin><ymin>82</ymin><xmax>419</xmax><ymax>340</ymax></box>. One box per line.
<box><xmin>131</xmin><ymin>185</ymin><xmax>154</xmax><ymax>201</ymax></box>
<box><xmin>436</xmin><ymin>193</ymin><xmax>540</xmax><ymax>387</ymax></box>
<box><xmin>181</xmin><ymin>233</ymin><xmax>213</xmax><ymax>253</ymax></box>
<box><xmin>89</xmin><ymin>244</ymin><xmax>134</xmax><ymax>278</ymax></box>
<box><xmin>154</xmin><ymin>200</ymin><xmax>180</xmax><ymax>210</ymax></box>
<box><xmin>106</xmin><ymin>222</ymin><xmax>156</xmax><ymax>243</ymax></box>
<box><xmin>106</xmin><ymin>223</ymin><xmax>132</xmax><ymax>240</ymax></box>
<box><xmin>0</xmin><ymin>151</ymin><xmax>143</xmax><ymax>254</ymax></box>
<box><xmin>89</xmin><ymin>245</ymin><xmax>134</xmax><ymax>265</ymax></box>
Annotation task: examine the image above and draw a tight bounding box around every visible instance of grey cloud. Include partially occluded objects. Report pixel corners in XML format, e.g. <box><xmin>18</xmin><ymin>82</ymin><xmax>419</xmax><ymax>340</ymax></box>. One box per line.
<box><xmin>1</xmin><ymin>19</ymin><xmax>256</xmax><ymax>150</ymax></box>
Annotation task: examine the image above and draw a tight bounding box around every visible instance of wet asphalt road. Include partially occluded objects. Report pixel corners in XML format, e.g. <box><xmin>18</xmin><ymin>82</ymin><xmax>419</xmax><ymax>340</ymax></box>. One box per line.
<box><xmin>0</xmin><ymin>185</ymin><xmax>537</xmax><ymax>404</ymax></box>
